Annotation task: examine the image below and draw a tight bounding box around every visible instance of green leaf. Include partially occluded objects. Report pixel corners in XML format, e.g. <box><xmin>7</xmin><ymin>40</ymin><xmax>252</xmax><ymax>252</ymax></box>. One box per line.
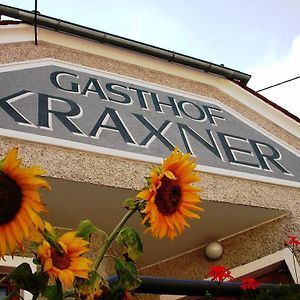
<box><xmin>116</xmin><ymin>228</ymin><xmax>143</xmax><ymax>261</ymax></box>
<box><xmin>113</xmin><ymin>257</ymin><xmax>141</xmax><ymax>292</ymax></box>
<box><xmin>43</xmin><ymin>229</ymin><xmax>62</xmax><ymax>253</ymax></box>
<box><xmin>7</xmin><ymin>262</ymin><xmax>33</xmax><ymax>286</ymax></box>
<box><xmin>74</xmin><ymin>271</ymin><xmax>110</xmax><ymax>299</ymax></box>
<box><xmin>43</xmin><ymin>281</ymin><xmax>63</xmax><ymax>300</ymax></box>
<box><xmin>76</xmin><ymin>220</ymin><xmax>97</xmax><ymax>240</ymax></box>
<box><xmin>63</xmin><ymin>290</ymin><xmax>75</xmax><ymax>299</ymax></box>
<box><xmin>137</xmin><ymin>199</ymin><xmax>146</xmax><ymax>212</ymax></box>
<box><xmin>145</xmin><ymin>176</ymin><xmax>152</xmax><ymax>186</ymax></box>
<box><xmin>32</xmin><ymin>271</ymin><xmax>49</xmax><ymax>294</ymax></box>
<box><xmin>141</xmin><ymin>217</ymin><xmax>151</xmax><ymax>228</ymax></box>
<box><xmin>123</xmin><ymin>198</ymin><xmax>138</xmax><ymax>210</ymax></box>
<box><xmin>7</xmin><ymin>263</ymin><xmax>49</xmax><ymax>297</ymax></box>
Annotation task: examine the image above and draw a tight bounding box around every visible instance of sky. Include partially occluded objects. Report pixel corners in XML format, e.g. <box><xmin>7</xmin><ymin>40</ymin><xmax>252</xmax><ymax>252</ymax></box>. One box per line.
<box><xmin>1</xmin><ymin>0</ymin><xmax>300</xmax><ymax>118</ymax></box>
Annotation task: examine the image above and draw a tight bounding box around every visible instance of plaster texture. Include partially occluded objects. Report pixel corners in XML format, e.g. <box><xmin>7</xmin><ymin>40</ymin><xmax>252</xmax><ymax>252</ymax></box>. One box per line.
<box><xmin>140</xmin><ymin>216</ymin><xmax>292</xmax><ymax>279</ymax></box>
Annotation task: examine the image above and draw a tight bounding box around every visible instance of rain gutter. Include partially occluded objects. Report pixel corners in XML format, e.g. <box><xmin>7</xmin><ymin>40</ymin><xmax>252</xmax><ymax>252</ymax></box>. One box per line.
<box><xmin>0</xmin><ymin>4</ymin><xmax>251</xmax><ymax>85</ymax></box>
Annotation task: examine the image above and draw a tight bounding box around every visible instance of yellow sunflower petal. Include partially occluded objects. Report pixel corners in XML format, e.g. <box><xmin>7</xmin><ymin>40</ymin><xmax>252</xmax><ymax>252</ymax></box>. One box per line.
<box><xmin>59</xmin><ymin>231</ymin><xmax>77</xmax><ymax>244</ymax></box>
<box><xmin>141</xmin><ymin>214</ymin><xmax>150</xmax><ymax>225</ymax></box>
<box><xmin>18</xmin><ymin>176</ymin><xmax>50</xmax><ymax>189</ymax></box>
<box><xmin>3</xmin><ymin>225</ymin><xmax>16</xmax><ymax>255</ymax></box>
<box><xmin>2</xmin><ymin>148</ymin><xmax>21</xmax><ymax>172</ymax></box>
<box><xmin>0</xmin><ymin>228</ymin><xmax>7</xmax><ymax>257</ymax></box>
<box><xmin>181</xmin><ymin>192</ymin><xmax>201</xmax><ymax>203</ymax></box>
<box><xmin>138</xmin><ymin>148</ymin><xmax>203</xmax><ymax>239</ymax></box>
<box><xmin>44</xmin><ymin>221</ymin><xmax>54</xmax><ymax>234</ymax></box>
<box><xmin>137</xmin><ymin>189</ymin><xmax>152</xmax><ymax>200</ymax></box>
<box><xmin>16</xmin><ymin>214</ymin><xmax>30</xmax><ymax>238</ymax></box>
<box><xmin>158</xmin><ymin>217</ymin><xmax>168</xmax><ymax>239</ymax></box>
<box><xmin>9</xmin><ymin>221</ymin><xmax>24</xmax><ymax>245</ymax></box>
<box><xmin>28</xmin><ymin>230</ymin><xmax>45</xmax><ymax>244</ymax></box>
<box><xmin>182</xmin><ymin>202</ymin><xmax>204</xmax><ymax>211</ymax></box>
<box><xmin>0</xmin><ymin>148</ymin><xmax>49</xmax><ymax>257</ymax></box>
<box><xmin>181</xmin><ymin>185</ymin><xmax>202</xmax><ymax>193</ymax></box>
<box><xmin>164</xmin><ymin>170</ymin><xmax>176</xmax><ymax>180</ymax></box>
<box><xmin>173</xmin><ymin>212</ymin><xmax>190</xmax><ymax>229</ymax></box>
<box><xmin>58</xmin><ymin>241</ymin><xmax>69</xmax><ymax>254</ymax></box>
<box><xmin>165</xmin><ymin>216</ymin><xmax>175</xmax><ymax>230</ymax></box>
<box><xmin>68</xmin><ymin>247</ymin><xmax>89</xmax><ymax>257</ymax></box>
<box><xmin>24</xmin><ymin>205</ymin><xmax>45</xmax><ymax>230</ymax></box>
<box><xmin>44</xmin><ymin>258</ymin><xmax>53</xmax><ymax>272</ymax></box>
<box><xmin>69</xmin><ymin>257</ymin><xmax>91</xmax><ymax>270</ymax></box>
<box><xmin>58</xmin><ymin>269</ymin><xmax>75</xmax><ymax>288</ymax></box>
<box><xmin>23</xmin><ymin>196</ymin><xmax>46</xmax><ymax>213</ymax></box>
<box><xmin>37</xmin><ymin>229</ymin><xmax>91</xmax><ymax>288</ymax></box>
<box><xmin>70</xmin><ymin>269</ymin><xmax>90</xmax><ymax>279</ymax></box>
<box><xmin>166</xmin><ymin>227</ymin><xmax>177</xmax><ymax>240</ymax></box>
<box><xmin>179</xmin><ymin>206</ymin><xmax>201</xmax><ymax>219</ymax></box>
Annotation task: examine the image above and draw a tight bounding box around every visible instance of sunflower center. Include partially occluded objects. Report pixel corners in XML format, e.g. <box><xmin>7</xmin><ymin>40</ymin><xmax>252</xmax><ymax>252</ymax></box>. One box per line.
<box><xmin>155</xmin><ymin>176</ymin><xmax>181</xmax><ymax>215</ymax></box>
<box><xmin>51</xmin><ymin>248</ymin><xmax>71</xmax><ymax>270</ymax></box>
<box><xmin>0</xmin><ymin>171</ymin><xmax>23</xmax><ymax>225</ymax></box>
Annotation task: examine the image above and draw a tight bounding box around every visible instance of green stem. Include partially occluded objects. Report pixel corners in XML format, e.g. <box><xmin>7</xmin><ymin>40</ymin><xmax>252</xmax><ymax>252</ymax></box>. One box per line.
<box><xmin>96</xmin><ymin>228</ymin><xmax>109</xmax><ymax>241</ymax></box>
<box><xmin>292</xmin><ymin>245</ymin><xmax>299</xmax><ymax>284</ymax></box>
<box><xmin>104</xmin><ymin>254</ymin><xmax>119</xmax><ymax>260</ymax></box>
<box><xmin>93</xmin><ymin>207</ymin><xmax>138</xmax><ymax>271</ymax></box>
<box><xmin>0</xmin><ymin>274</ymin><xmax>8</xmax><ymax>285</ymax></box>
<box><xmin>213</xmin><ymin>282</ymin><xmax>221</xmax><ymax>300</ymax></box>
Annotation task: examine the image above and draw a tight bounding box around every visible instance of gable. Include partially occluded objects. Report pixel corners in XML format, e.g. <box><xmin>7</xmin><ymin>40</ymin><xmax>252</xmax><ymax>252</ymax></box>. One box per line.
<box><xmin>0</xmin><ymin>59</ymin><xmax>299</xmax><ymax>187</ymax></box>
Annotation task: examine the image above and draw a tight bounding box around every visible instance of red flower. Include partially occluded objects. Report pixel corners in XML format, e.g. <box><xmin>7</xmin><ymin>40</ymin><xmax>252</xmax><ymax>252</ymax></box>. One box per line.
<box><xmin>208</xmin><ymin>265</ymin><xmax>234</xmax><ymax>283</ymax></box>
<box><xmin>287</xmin><ymin>235</ymin><xmax>300</xmax><ymax>246</ymax></box>
<box><xmin>240</xmin><ymin>277</ymin><xmax>260</xmax><ymax>290</ymax></box>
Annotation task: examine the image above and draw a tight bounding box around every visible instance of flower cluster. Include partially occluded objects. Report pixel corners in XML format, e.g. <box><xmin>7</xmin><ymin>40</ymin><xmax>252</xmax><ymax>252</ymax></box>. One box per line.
<box><xmin>208</xmin><ymin>265</ymin><xmax>234</xmax><ymax>283</ymax></box>
<box><xmin>137</xmin><ymin>147</ymin><xmax>203</xmax><ymax>240</ymax></box>
<box><xmin>0</xmin><ymin>148</ymin><xmax>49</xmax><ymax>257</ymax></box>
<box><xmin>0</xmin><ymin>147</ymin><xmax>203</xmax><ymax>299</ymax></box>
<box><xmin>37</xmin><ymin>229</ymin><xmax>91</xmax><ymax>288</ymax></box>
<box><xmin>208</xmin><ymin>265</ymin><xmax>261</xmax><ymax>299</ymax></box>
<box><xmin>240</xmin><ymin>277</ymin><xmax>260</xmax><ymax>290</ymax></box>
<box><xmin>286</xmin><ymin>235</ymin><xmax>300</xmax><ymax>246</ymax></box>
<box><xmin>2</xmin><ymin>147</ymin><xmax>297</xmax><ymax>299</ymax></box>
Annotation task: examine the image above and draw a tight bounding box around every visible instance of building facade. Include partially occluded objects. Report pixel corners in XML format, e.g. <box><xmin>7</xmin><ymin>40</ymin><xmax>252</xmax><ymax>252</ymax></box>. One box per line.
<box><xmin>0</xmin><ymin>5</ymin><xmax>300</xmax><ymax>299</ymax></box>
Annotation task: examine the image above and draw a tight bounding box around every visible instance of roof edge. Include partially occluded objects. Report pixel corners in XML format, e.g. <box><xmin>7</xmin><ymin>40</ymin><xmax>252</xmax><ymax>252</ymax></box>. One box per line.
<box><xmin>237</xmin><ymin>82</ymin><xmax>300</xmax><ymax>124</ymax></box>
<box><xmin>0</xmin><ymin>4</ymin><xmax>251</xmax><ymax>85</ymax></box>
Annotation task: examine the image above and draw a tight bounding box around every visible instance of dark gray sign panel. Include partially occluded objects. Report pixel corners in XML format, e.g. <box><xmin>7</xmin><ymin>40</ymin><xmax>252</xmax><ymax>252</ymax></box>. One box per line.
<box><xmin>0</xmin><ymin>60</ymin><xmax>299</xmax><ymax>187</ymax></box>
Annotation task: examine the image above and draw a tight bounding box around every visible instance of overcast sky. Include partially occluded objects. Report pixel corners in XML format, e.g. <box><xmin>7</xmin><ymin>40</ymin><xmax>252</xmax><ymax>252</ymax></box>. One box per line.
<box><xmin>1</xmin><ymin>0</ymin><xmax>300</xmax><ymax>118</ymax></box>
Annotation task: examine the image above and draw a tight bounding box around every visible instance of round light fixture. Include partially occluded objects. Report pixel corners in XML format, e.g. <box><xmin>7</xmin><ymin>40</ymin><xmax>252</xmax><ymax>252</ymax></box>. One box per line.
<box><xmin>205</xmin><ymin>241</ymin><xmax>223</xmax><ymax>260</ymax></box>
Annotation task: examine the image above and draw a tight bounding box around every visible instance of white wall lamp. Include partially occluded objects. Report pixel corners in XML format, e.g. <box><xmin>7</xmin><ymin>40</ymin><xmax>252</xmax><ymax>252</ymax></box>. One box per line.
<box><xmin>205</xmin><ymin>241</ymin><xmax>223</xmax><ymax>260</ymax></box>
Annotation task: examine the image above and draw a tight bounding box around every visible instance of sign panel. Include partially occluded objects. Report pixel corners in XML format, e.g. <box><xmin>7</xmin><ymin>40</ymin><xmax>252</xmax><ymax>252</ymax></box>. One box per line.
<box><xmin>0</xmin><ymin>60</ymin><xmax>299</xmax><ymax>186</ymax></box>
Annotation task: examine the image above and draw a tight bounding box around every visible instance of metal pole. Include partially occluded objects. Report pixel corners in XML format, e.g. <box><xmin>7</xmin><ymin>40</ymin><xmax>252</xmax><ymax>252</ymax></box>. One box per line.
<box><xmin>34</xmin><ymin>0</ymin><xmax>38</xmax><ymax>45</ymax></box>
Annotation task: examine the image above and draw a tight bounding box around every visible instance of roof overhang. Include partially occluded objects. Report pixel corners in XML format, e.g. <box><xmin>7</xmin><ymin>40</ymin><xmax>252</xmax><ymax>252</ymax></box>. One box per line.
<box><xmin>43</xmin><ymin>177</ymin><xmax>288</xmax><ymax>268</ymax></box>
<box><xmin>0</xmin><ymin>4</ymin><xmax>251</xmax><ymax>85</ymax></box>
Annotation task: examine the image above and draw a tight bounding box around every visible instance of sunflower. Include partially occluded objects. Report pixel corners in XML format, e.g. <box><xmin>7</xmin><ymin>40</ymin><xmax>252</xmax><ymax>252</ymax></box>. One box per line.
<box><xmin>137</xmin><ymin>148</ymin><xmax>203</xmax><ymax>240</ymax></box>
<box><xmin>37</xmin><ymin>231</ymin><xmax>92</xmax><ymax>288</ymax></box>
<box><xmin>0</xmin><ymin>147</ymin><xmax>49</xmax><ymax>257</ymax></box>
